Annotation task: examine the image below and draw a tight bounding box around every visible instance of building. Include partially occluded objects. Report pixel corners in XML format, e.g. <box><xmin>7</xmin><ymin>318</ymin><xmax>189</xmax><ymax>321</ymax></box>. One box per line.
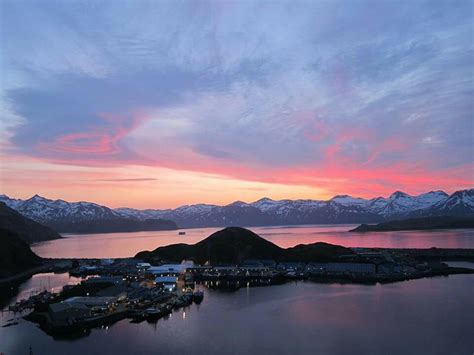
<box><xmin>48</xmin><ymin>302</ymin><xmax>91</xmax><ymax>324</ymax></box>
<box><xmin>63</xmin><ymin>296</ymin><xmax>117</xmax><ymax>311</ymax></box>
<box><xmin>325</xmin><ymin>263</ymin><xmax>376</xmax><ymax>274</ymax></box>
<box><xmin>147</xmin><ymin>263</ymin><xmax>192</xmax><ymax>276</ymax></box>
<box><xmin>96</xmin><ymin>285</ymin><xmax>128</xmax><ymax>301</ymax></box>
<box><xmin>136</xmin><ymin>262</ymin><xmax>151</xmax><ymax>269</ymax></box>
<box><xmin>85</xmin><ymin>276</ymin><xmax>125</xmax><ymax>285</ymax></box>
<box><xmin>154</xmin><ymin>276</ymin><xmax>178</xmax><ymax>291</ymax></box>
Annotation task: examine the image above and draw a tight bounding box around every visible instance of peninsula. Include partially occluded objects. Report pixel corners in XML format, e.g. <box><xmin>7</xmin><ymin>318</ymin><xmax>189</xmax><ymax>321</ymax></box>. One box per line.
<box><xmin>351</xmin><ymin>215</ymin><xmax>474</xmax><ymax>232</ymax></box>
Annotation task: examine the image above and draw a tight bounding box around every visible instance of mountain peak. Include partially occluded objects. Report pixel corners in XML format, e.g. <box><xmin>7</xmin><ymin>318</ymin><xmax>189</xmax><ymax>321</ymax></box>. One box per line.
<box><xmin>28</xmin><ymin>194</ymin><xmax>49</xmax><ymax>202</ymax></box>
<box><xmin>421</xmin><ymin>190</ymin><xmax>448</xmax><ymax>197</ymax></box>
<box><xmin>390</xmin><ymin>191</ymin><xmax>410</xmax><ymax>199</ymax></box>
<box><xmin>252</xmin><ymin>197</ymin><xmax>276</xmax><ymax>205</ymax></box>
<box><xmin>228</xmin><ymin>200</ymin><xmax>248</xmax><ymax>207</ymax></box>
<box><xmin>331</xmin><ymin>194</ymin><xmax>351</xmax><ymax>199</ymax></box>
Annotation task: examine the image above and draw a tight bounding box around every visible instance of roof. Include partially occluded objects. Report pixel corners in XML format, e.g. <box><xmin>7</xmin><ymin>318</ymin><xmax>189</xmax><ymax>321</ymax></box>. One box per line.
<box><xmin>148</xmin><ymin>264</ymin><xmax>188</xmax><ymax>274</ymax></box>
<box><xmin>155</xmin><ymin>276</ymin><xmax>178</xmax><ymax>284</ymax></box>
<box><xmin>96</xmin><ymin>285</ymin><xmax>128</xmax><ymax>297</ymax></box>
<box><xmin>49</xmin><ymin>302</ymin><xmax>89</xmax><ymax>313</ymax></box>
<box><xmin>64</xmin><ymin>296</ymin><xmax>116</xmax><ymax>306</ymax></box>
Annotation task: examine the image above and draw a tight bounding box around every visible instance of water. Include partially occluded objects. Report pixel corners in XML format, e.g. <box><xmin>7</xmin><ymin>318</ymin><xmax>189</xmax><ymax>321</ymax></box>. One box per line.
<box><xmin>1</xmin><ymin>276</ymin><xmax>473</xmax><ymax>355</ymax></box>
<box><xmin>0</xmin><ymin>273</ymin><xmax>86</xmax><ymax>308</ymax></box>
<box><xmin>32</xmin><ymin>225</ymin><xmax>474</xmax><ymax>259</ymax></box>
<box><xmin>2</xmin><ymin>226</ymin><xmax>473</xmax><ymax>354</ymax></box>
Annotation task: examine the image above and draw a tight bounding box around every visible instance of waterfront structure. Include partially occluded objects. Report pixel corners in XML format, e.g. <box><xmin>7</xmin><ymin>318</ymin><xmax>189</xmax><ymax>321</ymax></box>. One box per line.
<box><xmin>148</xmin><ymin>262</ymin><xmax>193</xmax><ymax>276</ymax></box>
<box><xmin>308</xmin><ymin>263</ymin><xmax>376</xmax><ymax>274</ymax></box>
<box><xmin>85</xmin><ymin>276</ymin><xmax>125</xmax><ymax>285</ymax></box>
<box><xmin>48</xmin><ymin>303</ymin><xmax>91</xmax><ymax>324</ymax></box>
<box><xmin>63</xmin><ymin>296</ymin><xmax>118</xmax><ymax>311</ymax></box>
<box><xmin>154</xmin><ymin>276</ymin><xmax>178</xmax><ymax>291</ymax></box>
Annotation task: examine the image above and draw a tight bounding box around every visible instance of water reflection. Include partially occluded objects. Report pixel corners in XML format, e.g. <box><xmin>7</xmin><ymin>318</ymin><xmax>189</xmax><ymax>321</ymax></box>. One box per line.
<box><xmin>32</xmin><ymin>226</ymin><xmax>474</xmax><ymax>259</ymax></box>
<box><xmin>1</xmin><ymin>275</ymin><xmax>473</xmax><ymax>354</ymax></box>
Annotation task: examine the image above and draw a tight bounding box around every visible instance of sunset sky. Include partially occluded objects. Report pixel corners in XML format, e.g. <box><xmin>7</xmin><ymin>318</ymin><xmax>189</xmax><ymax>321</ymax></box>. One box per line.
<box><xmin>1</xmin><ymin>0</ymin><xmax>473</xmax><ymax>208</ymax></box>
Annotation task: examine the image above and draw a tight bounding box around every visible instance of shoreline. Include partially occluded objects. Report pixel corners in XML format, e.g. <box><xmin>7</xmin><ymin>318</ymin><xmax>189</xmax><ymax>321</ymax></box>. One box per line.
<box><xmin>2</xmin><ymin>248</ymin><xmax>473</xmax><ymax>338</ymax></box>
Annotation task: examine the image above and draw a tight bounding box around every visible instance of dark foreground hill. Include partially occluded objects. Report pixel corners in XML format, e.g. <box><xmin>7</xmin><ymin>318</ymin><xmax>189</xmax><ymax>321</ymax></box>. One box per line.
<box><xmin>0</xmin><ymin>202</ymin><xmax>61</xmax><ymax>244</ymax></box>
<box><xmin>0</xmin><ymin>228</ymin><xmax>42</xmax><ymax>278</ymax></box>
<box><xmin>135</xmin><ymin>227</ymin><xmax>353</xmax><ymax>264</ymax></box>
<box><xmin>350</xmin><ymin>215</ymin><xmax>474</xmax><ymax>232</ymax></box>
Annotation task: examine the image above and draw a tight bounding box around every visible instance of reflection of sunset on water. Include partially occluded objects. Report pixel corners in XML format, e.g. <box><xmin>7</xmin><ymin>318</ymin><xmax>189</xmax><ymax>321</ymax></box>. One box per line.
<box><xmin>32</xmin><ymin>226</ymin><xmax>474</xmax><ymax>259</ymax></box>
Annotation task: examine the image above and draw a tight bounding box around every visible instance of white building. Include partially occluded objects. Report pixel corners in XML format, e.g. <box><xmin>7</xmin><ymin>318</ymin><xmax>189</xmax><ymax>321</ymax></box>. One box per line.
<box><xmin>154</xmin><ymin>276</ymin><xmax>178</xmax><ymax>291</ymax></box>
<box><xmin>148</xmin><ymin>262</ymin><xmax>193</xmax><ymax>276</ymax></box>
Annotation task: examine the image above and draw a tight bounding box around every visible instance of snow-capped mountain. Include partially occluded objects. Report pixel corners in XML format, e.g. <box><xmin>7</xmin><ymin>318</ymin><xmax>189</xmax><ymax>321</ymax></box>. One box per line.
<box><xmin>0</xmin><ymin>194</ymin><xmax>177</xmax><ymax>233</ymax></box>
<box><xmin>366</xmin><ymin>190</ymin><xmax>449</xmax><ymax>216</ymax></box>
<box><xmin>114</xmin><ymin>189</ymin><xmax>473</xmax><ymax>227</ymax></box>
<box><xmin>0</xmin><ymin>194</ymin><xmax>121</xmax><ymax>224</ymax></box>
<box><xmin>1</xmin><ymin>189</ymin><xmax>472</xmax><ymax>230</ymax></box>
<box><xmin>424</xmin><ymin>189</ymin><xmax>474</xmax><ymax>216</ymax></box>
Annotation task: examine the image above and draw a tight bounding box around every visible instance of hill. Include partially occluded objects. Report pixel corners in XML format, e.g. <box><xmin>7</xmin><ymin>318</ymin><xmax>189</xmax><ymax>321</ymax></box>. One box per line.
<box><xmin>135</xmin><ymin>226</ymin><xmax>353</xmax><ymax>264</ymax></box>
<box><xmin>0</xmin><ymin>228</ymin><xmax>42</xmax><ymax>278</ymax></box>
<box><xmin>350</xmin><ymin>215</ymin><xmax>474</xmax><ymax>232</ymax></box>
<box><xmin>0</xmin><ymin>202</ymin><xmax>61</xmax><ymax>244</ymax></box>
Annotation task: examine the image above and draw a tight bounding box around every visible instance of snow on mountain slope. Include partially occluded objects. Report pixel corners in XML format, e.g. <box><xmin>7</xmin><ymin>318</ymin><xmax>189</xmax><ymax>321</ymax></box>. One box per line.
<box><xmin>329</xmin><ymin>195</ymin><xmax>369</xmax><ymax>207</ymax></box>
<box><xmin>429</xmin><ymin>189</ymin><xmax>474</xmax><ymax>214</ymax></box>
<box><xmin>13</xmin><ymin>194</ymin><xmax>121</xmax><ymax>223</ymax></box>
<box><xmin>367</xmin><ymin>191</ymin><xmax>449</xmax><ymax>216</ymax></box>
<box><xmin>1</xmin><ymin>189</ymin><xmax>472</xmax><ymax>229</ymax></box>
<box><xmin>0</xmin><ymin>194</ymin><xmax>23</xmax><ymax>209</ymax></box>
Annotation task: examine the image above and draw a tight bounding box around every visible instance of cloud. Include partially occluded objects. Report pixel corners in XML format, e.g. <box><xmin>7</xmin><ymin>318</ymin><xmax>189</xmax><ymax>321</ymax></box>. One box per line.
<box><xmin>1</xmin><ymin>0</ymin><xmax>473</xmax><ymax>201</ymax></box>
<box><xmin>93</xmin><ymin>178</ymin><xmax>158</xmax><ymax>182</ymax></box>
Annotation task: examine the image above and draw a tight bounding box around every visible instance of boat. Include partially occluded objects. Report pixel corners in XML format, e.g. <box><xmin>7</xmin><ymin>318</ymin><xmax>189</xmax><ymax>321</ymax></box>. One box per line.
<box><xmin>145</xmin><ymin>307</ymin><xmax>161</xmax><ymax>321</ymax></box>
<box><xmin>193</xmin><ymin>290</ymin><xmax>204</xmax><ymax>304</ymax></box>
<box><xmin>183</xmin><ymin>290</ymin><xmax>194</xmax><ymax>305</ymax></box>
<box><xmin>178</xmin><ymin>231</ymin><xmax>186</xmax><ymax>235</ymax></box>
<box><xmin>172</xmin><ymin>298</ymin><xmax>187</xmax><ymax>309</ymax></box>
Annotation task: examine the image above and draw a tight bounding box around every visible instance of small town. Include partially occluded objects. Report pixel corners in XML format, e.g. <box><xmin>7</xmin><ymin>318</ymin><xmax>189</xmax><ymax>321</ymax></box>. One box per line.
<box><xmin>5</xmin><ymin>246</ymin><xmax>473</xmax><ymax>337</ymax></box>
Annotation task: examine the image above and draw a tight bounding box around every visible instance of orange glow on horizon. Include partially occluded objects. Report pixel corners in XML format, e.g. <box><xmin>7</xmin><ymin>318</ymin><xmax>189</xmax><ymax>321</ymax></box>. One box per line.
<box><xmin>1</xmin><ymin>154</ymin><xmax>472</xmax><ymax>209</ymax></box>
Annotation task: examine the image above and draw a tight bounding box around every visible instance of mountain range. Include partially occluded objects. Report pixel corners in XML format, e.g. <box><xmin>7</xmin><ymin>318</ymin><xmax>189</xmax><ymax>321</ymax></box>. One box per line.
<box><xmin>1</xmin><ymin>189</ymin><xmax>473</xmax><ymax>231</ymax></box>
<box><xmin>0</xmin><ymin>195</ymin><xmax>177</xmax><ymax>234</ymax></box>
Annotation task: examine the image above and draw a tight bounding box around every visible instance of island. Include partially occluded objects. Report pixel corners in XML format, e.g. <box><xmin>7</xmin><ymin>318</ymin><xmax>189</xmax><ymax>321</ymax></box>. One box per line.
<box><xmin>350</xmin><ymin>215</ymin><xmax>474</xmax><ymax>232</ymax></box>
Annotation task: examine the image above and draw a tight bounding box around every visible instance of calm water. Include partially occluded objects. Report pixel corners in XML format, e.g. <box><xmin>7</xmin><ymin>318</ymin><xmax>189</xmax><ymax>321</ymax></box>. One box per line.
<box><xmin>0</xmin><ymin>273</ymin><xmax>88</xmax><ymax>310</ymax></box>
<box><xmin>32</xmin><ymin>225</ymin><xmax>474</xmax><ymax>259</ymax></box>
<box><xmin>2</xmin><ymin>226</ymin><xmax>473</xmax><ymax>354</ymax></box>
<box><xmin>1</xmin><ymin>275</ymin><xmax>474</xmax><ymax>355</ymax></box>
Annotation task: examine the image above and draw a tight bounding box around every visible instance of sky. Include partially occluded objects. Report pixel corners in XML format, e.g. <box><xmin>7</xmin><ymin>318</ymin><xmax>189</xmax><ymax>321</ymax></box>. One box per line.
<box><xmin>0</xmin><ymin>0</ymin><xmax>473</xmax><ymax>208</ymax></box>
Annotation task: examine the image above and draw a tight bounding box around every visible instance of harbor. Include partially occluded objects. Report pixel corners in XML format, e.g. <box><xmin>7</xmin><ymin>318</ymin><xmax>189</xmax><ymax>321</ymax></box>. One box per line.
<box><xmin>2</xmin><ymin>246</ymin><xmax>473</xmax><ymax>338</ymax></box>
